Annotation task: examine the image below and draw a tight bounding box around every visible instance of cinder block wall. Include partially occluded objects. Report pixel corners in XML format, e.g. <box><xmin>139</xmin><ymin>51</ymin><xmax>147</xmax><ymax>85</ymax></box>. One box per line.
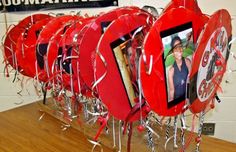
<box><xmin>1</xmin><ymin>0</ymin><xmax>236</xmax><ymax>143</ymax></box>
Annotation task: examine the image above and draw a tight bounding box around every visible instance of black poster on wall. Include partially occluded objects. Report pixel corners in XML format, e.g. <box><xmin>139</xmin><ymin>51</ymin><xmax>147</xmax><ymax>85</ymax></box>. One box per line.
<box><xmin>0</xmin><ymin>0</ymin><xmax>118</xmax><ymax>12</ymax></box>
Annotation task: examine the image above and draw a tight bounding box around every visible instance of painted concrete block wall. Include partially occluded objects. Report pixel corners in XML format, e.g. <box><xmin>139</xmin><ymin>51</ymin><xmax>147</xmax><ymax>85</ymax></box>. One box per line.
<box><xmin>0</xmin><ymin>13</ymin><xmax>42</xmax><ymax>111</ymax></box>
<box><xmin>1</xmin><ymin>0</ymin><xmax>236</xmax><ymax>143</ymax></box>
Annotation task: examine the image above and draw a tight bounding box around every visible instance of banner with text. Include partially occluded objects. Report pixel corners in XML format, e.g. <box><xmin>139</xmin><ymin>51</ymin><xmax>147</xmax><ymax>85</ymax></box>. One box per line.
<box><xmin>0</xmin><ymin>0</ymin><xmax>118</xmax><ymax>12</ymax></box>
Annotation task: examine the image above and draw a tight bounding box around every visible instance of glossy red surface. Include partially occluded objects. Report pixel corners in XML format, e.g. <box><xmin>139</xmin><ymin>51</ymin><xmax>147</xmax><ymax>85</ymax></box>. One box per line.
<box><xmin>15</xmin><ymin>17</ymin><xmax>53</xmax><ymax>78</ymax></box>
<box><xmin>4</xmin><ymin>14</ymin><xmax>50</xmax><ymax>70</ymax></box>
<box><xmin>95</xmin><ymin>12</ymin><xmax>153</xmax><ymax>121</ymax></box>
<box><xmin>78</xmin><ymin>6</ymin><xmax>141</xmax><ymax>91</ymax></box>
<box><xmin>35</xmin><ymin>15</ymin><xmax>82</xmax><ymax>82</ymax></box>
<box><xmin>189</xmin><ymin>9</ymin><xmax>232</xmax><ymax>113</ymax></box>
<box><xmin>59</xmin><ymin>17</ymin><xmax>95</xmax><ymax>94</ymax></box>
<box><xmin>141</xmin><ymin>7</ymin><xmax>207</xmax><ymax>116</ymax></box>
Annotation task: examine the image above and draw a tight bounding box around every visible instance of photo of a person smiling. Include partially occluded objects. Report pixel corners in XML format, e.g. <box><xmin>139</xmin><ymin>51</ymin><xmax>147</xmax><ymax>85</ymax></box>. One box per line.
<box><xmin>168</xmin><ymin>36</ymin><xmax>191</xmax><ymax>101</ymax></box>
